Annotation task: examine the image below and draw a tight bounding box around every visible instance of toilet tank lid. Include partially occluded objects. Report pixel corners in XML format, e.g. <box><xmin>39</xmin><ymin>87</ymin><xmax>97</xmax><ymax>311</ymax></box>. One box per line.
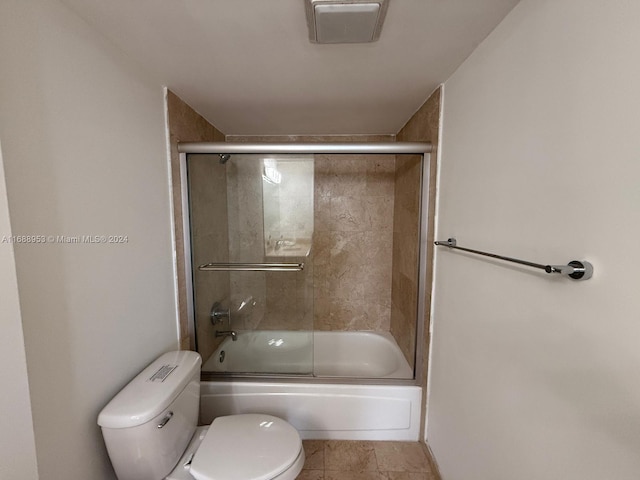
<box><xmin>98</xmin><ymin>350</ymin><xmax>201</xmax><ymax>429</ymax></box>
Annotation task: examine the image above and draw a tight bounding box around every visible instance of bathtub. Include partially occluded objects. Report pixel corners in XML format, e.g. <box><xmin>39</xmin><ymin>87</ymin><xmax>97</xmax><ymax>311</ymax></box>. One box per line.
<box><xmin>199</xmin><ymin>330</ymin><xmax>421</xmax><ymax>440</ymax></box>
<box><xmin>202</xmin><ymin>330</ymin><xmax>413</xmax><ymax>378</ymax></box>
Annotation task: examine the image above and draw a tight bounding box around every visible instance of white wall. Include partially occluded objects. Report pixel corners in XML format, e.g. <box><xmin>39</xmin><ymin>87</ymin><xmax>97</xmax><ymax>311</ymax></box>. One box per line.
<box><xmin>0</xmin><ymin>1</ymin><xmax>178</xmax><ymax>478</ymax></box>
<box><xmin>0</xmin><ymin>144</ymin><xmax>39</xmax><ymax>480</ymax></box>
<box><xmin>429</xmin><ymin>1</ymin><xmax>640</xmax><ymax>479</ymax></box>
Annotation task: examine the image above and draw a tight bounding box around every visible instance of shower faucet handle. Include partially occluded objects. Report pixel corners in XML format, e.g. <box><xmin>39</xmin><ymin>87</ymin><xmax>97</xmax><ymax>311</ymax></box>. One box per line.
<box><xmin>210</xmin><ymin>301</ymin><xmax>230</xmax><ymax>325</ymax></box>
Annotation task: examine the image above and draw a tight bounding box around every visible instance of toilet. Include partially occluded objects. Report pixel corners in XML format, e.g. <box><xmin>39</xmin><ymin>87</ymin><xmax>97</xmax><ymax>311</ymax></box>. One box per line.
<box><xmin>97</xmin><ymin>351</ymin><xmax>305</xmax><ymax>480</ymax></box>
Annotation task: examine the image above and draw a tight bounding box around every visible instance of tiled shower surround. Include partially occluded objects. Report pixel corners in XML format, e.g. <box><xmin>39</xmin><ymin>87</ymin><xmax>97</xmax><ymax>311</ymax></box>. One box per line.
<box><xmin>170</xmin><ymin>87</ymin><xmax>442</xmax><ymax>378</ymax></box>
<box><xmin>224</xmin><ymin>154</ymin><xmax>313</xmax><ymax>331</ymax></box>
<box><xmin>313</xmin><ymin>152</ymin><xmax>396</xmax><ymax>332</ymax></box>
<box><xmin>166</xmin><ymin>91</ymin><xmax>228</xmax><ymax>360</ymax></box>
<box><xmin>227</xmin><ymin>136</ymin><xmax>398</xmax><ymax>335</ymax></box>
<box><xmin>396</xmin><ymin>87</ymin><xmax>442</xmax><ymax>435</ymax></box>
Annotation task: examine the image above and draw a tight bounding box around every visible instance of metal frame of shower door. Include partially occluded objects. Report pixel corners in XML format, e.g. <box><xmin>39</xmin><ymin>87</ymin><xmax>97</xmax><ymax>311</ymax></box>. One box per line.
<box><xmin>178</xmin><ymin>143</ymin><xmax>432</xmax><ymax>387</ymax></box>
<box><xmin>177</xmin><ymin>142</ymin><xmax>432</xmax><ymax>155</ymax></box>
<box><xmin>414</xmin><ymin>152</ymin><xmax>431</xmax><ymax>390</ymax></box>
<box><xmin>179</xmin><ymin>151</ymin><xmax>196</xmax><ymax>351</ymax></box>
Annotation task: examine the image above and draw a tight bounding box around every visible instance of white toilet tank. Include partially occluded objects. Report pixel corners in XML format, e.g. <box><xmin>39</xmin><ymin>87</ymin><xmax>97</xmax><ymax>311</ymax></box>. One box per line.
<box><xmin>98</xmin><ymin>351</ymin><xmax>202</xmax><ymax>480</ymax></box>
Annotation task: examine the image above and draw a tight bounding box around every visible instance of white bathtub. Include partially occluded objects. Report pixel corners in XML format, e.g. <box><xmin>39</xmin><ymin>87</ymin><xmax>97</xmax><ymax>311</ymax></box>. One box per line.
<box><xmin>199</xmin><ymin>330</ymin><xmax>421</xmax><ymax>441</ymax></box>
<box><xmin>202</xmin><ymin>330</ymin><xmax>413</xmax><ymax>379</ymax></box>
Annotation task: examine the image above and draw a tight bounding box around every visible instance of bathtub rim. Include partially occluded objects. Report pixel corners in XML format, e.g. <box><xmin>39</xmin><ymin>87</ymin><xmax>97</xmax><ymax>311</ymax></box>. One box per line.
<box><xmin>199</xmin><ymin>371</ymin><xmax>420</xmax><ymax>387</ymax></box>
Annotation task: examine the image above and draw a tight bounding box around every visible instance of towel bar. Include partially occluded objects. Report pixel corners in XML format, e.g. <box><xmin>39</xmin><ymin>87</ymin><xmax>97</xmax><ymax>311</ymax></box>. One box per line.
<box><xmin>434</xmin><ymin>238</ymin><xmax>593</xmax><ymax>280</ymax></box>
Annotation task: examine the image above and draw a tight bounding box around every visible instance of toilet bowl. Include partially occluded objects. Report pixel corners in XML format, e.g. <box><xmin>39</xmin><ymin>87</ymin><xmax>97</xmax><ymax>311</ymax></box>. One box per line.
<box><xmin>97</xmin><ymin>351</ymin><xmax>305</xmax><ymax>480</ymax></box>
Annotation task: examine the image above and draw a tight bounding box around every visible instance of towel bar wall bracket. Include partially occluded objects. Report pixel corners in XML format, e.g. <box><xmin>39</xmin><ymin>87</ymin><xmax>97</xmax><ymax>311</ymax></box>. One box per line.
<box><xmin>434</xmin><ymin>238</ymin><xmax>593</xmax><ymax>281</ymax></box>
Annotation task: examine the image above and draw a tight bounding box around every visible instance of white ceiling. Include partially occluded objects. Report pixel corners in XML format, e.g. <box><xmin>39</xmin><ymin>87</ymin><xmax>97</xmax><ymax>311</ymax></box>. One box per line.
<box><xmin>60</xmin><ymin>0</ymin><xmax>520</xmax><ymax>135</ymax></box>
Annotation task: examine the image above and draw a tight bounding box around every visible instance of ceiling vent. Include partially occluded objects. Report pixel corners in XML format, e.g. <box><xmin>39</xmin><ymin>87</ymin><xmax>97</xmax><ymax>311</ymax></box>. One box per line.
<box><xmin>305</xmin><ymin>0</ymin><xmax>389</xmax><ymax>44</ymax></box>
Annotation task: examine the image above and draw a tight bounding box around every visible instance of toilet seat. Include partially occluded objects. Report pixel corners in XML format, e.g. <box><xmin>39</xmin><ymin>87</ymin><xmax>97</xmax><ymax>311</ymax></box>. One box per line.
<box><xmin>189</xmin><ymin>414</ymin><xmax>304</xmax><ymax>480</ymax></box>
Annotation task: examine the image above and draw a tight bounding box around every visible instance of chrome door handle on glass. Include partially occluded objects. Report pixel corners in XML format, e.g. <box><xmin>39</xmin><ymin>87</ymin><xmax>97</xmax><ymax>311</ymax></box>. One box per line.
<box><xmin>210</xmin><ymin>302</ymin><xmax>230</xmax><ymax>325</ymax></box>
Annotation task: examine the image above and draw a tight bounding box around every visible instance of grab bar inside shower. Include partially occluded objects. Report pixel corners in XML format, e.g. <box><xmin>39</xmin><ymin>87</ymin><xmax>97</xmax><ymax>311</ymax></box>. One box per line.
<box><xmin>434</xmin><ymin>238</ymin><xmax>593</xmax><ymax>280</ymax></box>
<box><xmin>198</xmin><ymin>262</ymin><xmax>304</xmax><ymax>272</ymax></box>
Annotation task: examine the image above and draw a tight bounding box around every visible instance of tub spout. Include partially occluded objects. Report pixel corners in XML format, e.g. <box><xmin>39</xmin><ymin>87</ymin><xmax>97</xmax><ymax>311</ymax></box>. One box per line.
<box><xmin>216</xmin><ymin>330</ymin><xmax>237</xmax><ymax>341</ymax></box>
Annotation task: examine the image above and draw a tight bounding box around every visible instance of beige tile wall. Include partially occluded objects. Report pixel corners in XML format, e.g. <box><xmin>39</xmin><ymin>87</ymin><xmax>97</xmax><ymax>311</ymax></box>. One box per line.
<box><xmin>225</xmin><ymin>154</ymin><xmax>313</xmax><ymax>331</ymax></box>
<box><xmin>227</xmin><ymin>136</ymin><xmax>396</xmax><ymax>333</ymax></box>
<box><xmin>225</xmin><ymin>156</ymin><xmax>267</xmax><ymax>331</ymax></box>
<box><xmin>187</xmin><ymin>155</ymin><xmax>231</xmax><ymax>363</ymax></box>
<box><xmin>313</xmin><ymin>152</ymin><xmax>395</xmax><ymax>331</ymax></box>
<box><xmin>390</xmin><ymin>154</ymin><xmax>422</xmax><ymax>370</ymax></box>
<box><xmin>394</xmin><ymin>86</ymin><xmax>442</xmax><ymax>438</ymax></box>
<box><xmin>166</xmin><ymin>91</ymin><xmax>228</xmax><ymax>360</ymax></box>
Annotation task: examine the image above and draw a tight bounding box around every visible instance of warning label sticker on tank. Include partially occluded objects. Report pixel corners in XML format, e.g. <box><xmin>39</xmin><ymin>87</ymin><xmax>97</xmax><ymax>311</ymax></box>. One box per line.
<box><xmin>148</xmin><ymin>364</ymin><xmax>178</xmax><ymax>382</ymax></box>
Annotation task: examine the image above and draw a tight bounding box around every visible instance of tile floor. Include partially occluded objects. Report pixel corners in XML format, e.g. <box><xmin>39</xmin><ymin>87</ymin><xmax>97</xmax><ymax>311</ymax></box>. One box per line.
<box><xmin>297</xmin><ymin>440</ymin><xmax>437</xmax><ymax>480</ymax></box>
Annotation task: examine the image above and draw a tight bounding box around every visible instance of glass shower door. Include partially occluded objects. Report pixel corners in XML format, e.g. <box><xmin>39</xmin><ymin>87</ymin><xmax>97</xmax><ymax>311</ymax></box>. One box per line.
<box><xmin>187</xmin><ymin>153</ymin><xmax>314</xmax><ymax>375</ymax></box>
